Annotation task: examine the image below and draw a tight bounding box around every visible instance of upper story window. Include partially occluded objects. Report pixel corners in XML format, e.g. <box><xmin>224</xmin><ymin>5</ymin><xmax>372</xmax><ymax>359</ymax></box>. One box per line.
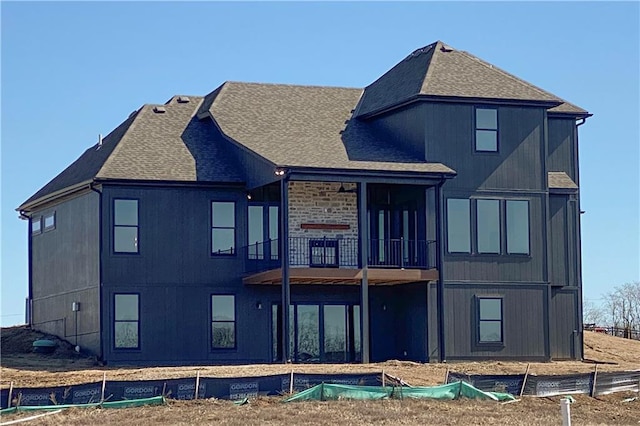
<box><xmin>447</xmin><ymin>199</ymin><xmax>471</xmax><ymax>253</ymax></box>
<box><xmin>506</xmin><ymin>200</ymin><xmax>530</xmax><ymax>255</ymax></box>
<box><xmin>31</xmin><ymin>217</ymin><xmax>42</xmax><ymax>236</ymax></box>
<box><xmin>248</xmin><ymin>204</ymin><xmax>279</xmax><ymax>260</ymax></box>
<box><xmin>114</xmin><ymin>199</ymin><xmax>139</xmax><ymax>253</ymax></box>
<box><xmin>476</xmin><ymin>199</ymin><xmax>500</xmax><ymax>254</ymax></box>
<box><xmin>475</xmin><ymin>107</ymin><xmax>498</xmax><ymax>152</ymax></box>
<box><xmin>211</xmin><ymin>201</ymin><xmax>235</xmax><ymax>255</ymax></box>
<box><xmin>43</xmin><ymin>212</ymin><xmax>56</xmax><ymax>232</ymax></box>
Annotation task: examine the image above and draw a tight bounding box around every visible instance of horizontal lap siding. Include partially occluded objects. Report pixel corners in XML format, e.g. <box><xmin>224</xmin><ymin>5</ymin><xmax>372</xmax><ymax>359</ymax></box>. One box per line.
<box><xmin>444</xmin><ymin>284</ymin><xmax>547</xmax><ymax>359</ymax></box>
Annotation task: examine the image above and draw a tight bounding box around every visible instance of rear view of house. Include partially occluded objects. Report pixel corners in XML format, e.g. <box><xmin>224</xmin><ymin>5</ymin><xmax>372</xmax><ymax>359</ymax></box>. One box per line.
<box><xmin>18</xmin><ymin>41</ymin><xmax>589</xmax><ymax>365</ymax></box>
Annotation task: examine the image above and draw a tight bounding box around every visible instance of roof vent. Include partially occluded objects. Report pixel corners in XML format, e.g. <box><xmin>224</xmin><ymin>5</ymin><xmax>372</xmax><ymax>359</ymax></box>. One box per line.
<box><xmin>177</xmin><ymin>96</ymin><xmax>190</xmax><ymax>103</ymax></box>
<box><xmin>153</xmin><ymin>106</ymin><xmax>166</xmax><ymax>114</ymax></box>
<box><xmin>96</xmin><ymin>134</ymin><xmax>103</xmax><ymax>150</ymax></box>
<box><xmin>440</xmin><ymin>44</ymin><xmax>454</xmax><ymax>52</ymax></box>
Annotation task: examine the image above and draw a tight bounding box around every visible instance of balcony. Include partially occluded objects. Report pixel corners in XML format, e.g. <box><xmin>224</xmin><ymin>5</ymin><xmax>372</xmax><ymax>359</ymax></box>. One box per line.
<box><xmin>242</xmin><ymin>237</ymin><xmax>438</xmax><ymax>286</ymax></box>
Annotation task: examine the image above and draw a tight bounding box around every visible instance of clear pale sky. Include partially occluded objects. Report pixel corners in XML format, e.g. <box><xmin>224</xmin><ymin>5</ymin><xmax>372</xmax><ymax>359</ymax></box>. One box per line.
<box><xmin>1</xmin><ymin>2</ymin><xmax>639</xmax><ymax>326</ymax></box>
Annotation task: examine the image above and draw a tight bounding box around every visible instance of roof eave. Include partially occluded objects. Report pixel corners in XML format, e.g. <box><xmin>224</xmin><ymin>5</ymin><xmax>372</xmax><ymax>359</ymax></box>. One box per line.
<box><xmin>283</xmin><ymin>165</ymin><xmax>457</xmax><ymax>181</ymax></box>
<box><xmin>17</xmin><ymin>179</ymin><xmax>95</xmax><ymax>213</ymax></box>
<box><xmin>357</xmin><ymin>94</ymin><xmax>564</xmax><ymax>120</ymax></box>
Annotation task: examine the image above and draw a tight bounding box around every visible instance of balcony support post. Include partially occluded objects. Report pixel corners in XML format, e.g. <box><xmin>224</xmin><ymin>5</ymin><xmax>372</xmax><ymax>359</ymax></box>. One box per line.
<box><xmin>358</xmin><ymin>182</ymin><xmax>370</xmax><ymax>363</ymax></box>
<box><xmin>281</xmin><ymin>176</ymin><xmax>291</xmax><ymax>363</ymax></box>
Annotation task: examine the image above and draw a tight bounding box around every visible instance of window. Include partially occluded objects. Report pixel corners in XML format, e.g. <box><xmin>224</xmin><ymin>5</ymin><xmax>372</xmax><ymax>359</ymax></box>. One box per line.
<box><xmin>447</xmin><ymin>199</ymin><xmax>470</xmax><ymax>253</ymax></box>
<box><xmin>43</xmin><ymin>212</ymin><xmax>56</xmax><ymax>232</ymax></box>
<box><xmin>475</xmin><ymin>108</ymin><xmax>498</xmax><ymax>152</ymax></box>
<box><xmin>211</xmin><ymin>295</ymin><xmax>235</xmax><ymax>349</ymax></box>
<box><xmin>31</xmin><ymin>217</ymin><xmax>41</xmax><ymax>235</ymax></box>
<box><xmin>114</xmin><ymin>199</ymin><xmax>138</xmax><ymax>253</ymax></box>
<box><xmin>114</xmin><ymin>294</ymin><xmax>139</xmax><ymax>349</ymax></box>
<box><xmin>247</xmin><ymin>204</ymin><xmax>279</xmax><ymax>260</ymax></box>
<box><xmin>478</xmin><ymin>297</ymin><xmax>503</xmax><ymax>343</ymax></box>
<box><xmin>506</xmin><ymin>200</ymin><xmax>530</xmax><ymax>254</ymax></box>
<box><xmin>476</xmin><ymin>200</ymin><xmax>500</xmax><ymax>253</ymax></box>
<box><xmin>211</xmin><ymin>202</ymin><xmax>235</xmax><ymax>255</ymax></box>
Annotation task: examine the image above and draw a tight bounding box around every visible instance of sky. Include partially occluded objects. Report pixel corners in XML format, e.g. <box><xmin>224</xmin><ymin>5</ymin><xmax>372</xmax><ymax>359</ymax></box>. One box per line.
<box><xmin>1</xmin><ymin>2</ymin><xmax>639</xmax><ymax>327</ymax></box>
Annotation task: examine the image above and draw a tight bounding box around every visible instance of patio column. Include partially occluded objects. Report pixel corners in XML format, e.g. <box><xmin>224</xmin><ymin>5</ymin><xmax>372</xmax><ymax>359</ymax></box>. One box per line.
<box><xmin>358</xmin><ymin>181</ymin><xmax>370</xmax><ymax>363</ymax></box>
<box><xmin>281</xmin><ymin>176</ymin><xmax>291</xmax><ymax>363</ymax></box>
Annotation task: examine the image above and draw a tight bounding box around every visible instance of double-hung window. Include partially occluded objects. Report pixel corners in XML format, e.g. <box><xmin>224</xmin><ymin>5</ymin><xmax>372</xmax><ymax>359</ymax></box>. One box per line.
<box><xmin>114</xmin><ymin>294</ymin><xmax>139</xmax><ymax>349</ymax></box>
<box><xmin>475</xmin><ymin>107</ymin><xmax>498</xmax><ymax>152</ymax></box>
<box><xmin>114</xmin><ymin>199</ymin><xmax>139</xmax><ymax>253</ymax></box>
<box><xmin>211</xmin><ymin>295</ymin><xmax>235</xmax><ymax>349</ymax></box>
<box><xmin>477</xmin><ymin>297</ymin><xmax>503</xmax><ymax>344</ymax></box>
<box><xmin>211</xmin><ymin>202</ymin><xmax>235</xmax><ymax>255</ymax></box>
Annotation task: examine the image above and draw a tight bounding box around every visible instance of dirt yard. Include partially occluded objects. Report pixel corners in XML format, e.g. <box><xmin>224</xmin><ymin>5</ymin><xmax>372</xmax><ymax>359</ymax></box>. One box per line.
<box><xmin>1</xmin><ymin>326</ymin><xmax>639</xmax><ymax>425</ymax></box>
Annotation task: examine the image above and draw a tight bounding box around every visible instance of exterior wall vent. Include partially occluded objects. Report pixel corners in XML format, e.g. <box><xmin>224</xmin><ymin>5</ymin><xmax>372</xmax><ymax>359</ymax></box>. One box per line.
<box><xmin>153</xmin><ymin>106</ymin><xmax>166</xmax><ymax>113</ymax></box>
<box><xmin>177</xmin><ymin>96</ymin><xmax>190</xmax><ymax>103</ymax></box>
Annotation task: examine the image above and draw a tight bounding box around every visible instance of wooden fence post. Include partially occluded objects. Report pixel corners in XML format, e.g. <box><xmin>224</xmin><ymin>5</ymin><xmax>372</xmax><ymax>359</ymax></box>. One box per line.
<box><xmin>7</xmin><ymin>381</ymin><xmax>13</xmax><ymax>408</ymax></box>
<box><xmin>289</xmin><ymin>370</ymin><xmax>294</xmax><ymax>394</ymax></box>
<box><xmin>591</xmin><ymin>364</ymin><xmax>599</xmax><ymax>397</ymax></box>
<box><xmin>519</xmin><ymin>363</ymin><xmax>531</xmax><ymax>398</ymax></box>
<box><xmin>100</xmin><ymin>372</ymin><xmax>107</xmax><ymax>403</ymax></box>
<box><xmin>195</xmin><ymin>371</ymin><xmax>201</xmax><ymax>400</ymax></box>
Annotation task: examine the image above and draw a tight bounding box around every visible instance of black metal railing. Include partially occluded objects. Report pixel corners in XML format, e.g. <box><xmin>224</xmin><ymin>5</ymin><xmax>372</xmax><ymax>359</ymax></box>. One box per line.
<box><xmin>242</xmin><ymin>237</ymin><xmax>437</xmax><ymax>275</ymax></box>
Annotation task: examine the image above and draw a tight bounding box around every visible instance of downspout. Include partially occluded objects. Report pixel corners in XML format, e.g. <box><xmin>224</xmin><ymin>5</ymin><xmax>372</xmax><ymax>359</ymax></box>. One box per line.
<box><xmin>543</xmin><ymin>111</ymin><xmax>552</xmax><ymax>361</ymax></box>
<box><xmin>90</xmin><ymin>182</ymin><xmax>104</xmax><ymax>361</ymax></box>
<box><xmin>19</xmin><ymin>210</ymin><xmax>33</xmax><ymax>327</ymax></box>
<box><xmin>435</xmin><ymin>178</ymin><xmax>446</xmax><ymax>362</ymax></box>
<box><xmin>574</xmin><ymin>117</ymin><xmax>586</xmax><ymax>359</ymax></box>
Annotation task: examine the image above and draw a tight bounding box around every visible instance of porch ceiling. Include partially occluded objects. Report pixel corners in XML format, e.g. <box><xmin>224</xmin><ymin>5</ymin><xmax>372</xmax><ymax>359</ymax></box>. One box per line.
<box><xmin>243</xmin><ymin>267</ymin><xmax>438</xmax><ymax>286</ymax></box>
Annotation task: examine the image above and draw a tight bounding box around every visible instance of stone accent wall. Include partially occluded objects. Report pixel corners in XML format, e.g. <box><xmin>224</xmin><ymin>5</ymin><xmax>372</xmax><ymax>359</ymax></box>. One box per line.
<box><xmin>287</xmin><ymin>181</ymin><xmax>359</xmax><ymax>268</ymax></box>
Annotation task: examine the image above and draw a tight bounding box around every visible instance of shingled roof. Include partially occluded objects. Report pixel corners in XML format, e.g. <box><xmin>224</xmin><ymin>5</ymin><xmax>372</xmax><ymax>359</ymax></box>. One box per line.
<box><xmin>356</xmin><ymin>41</ymin><xmax>589</xmax><ymax>118</ymax></box>
<box><xmin>20</xmin><ymin>97</ymin><xmax>244</xmax><ymax>210</ymax></box>
<box><xmin>548</xmin><ymin>172</ymin><xmax>578</xmax><ymax>190</ymax></box>
<box><xmin>200</xmin><ymin>82</ymin><xmax>454</xmax><ymax>174</ymax></box>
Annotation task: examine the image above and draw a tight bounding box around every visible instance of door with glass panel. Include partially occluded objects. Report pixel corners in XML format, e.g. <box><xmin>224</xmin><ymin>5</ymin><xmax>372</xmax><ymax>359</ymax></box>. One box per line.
<box><xmin>272</xmin><ymin>303</ymin><xmax>361</xmax><ymax>363</ymax></box>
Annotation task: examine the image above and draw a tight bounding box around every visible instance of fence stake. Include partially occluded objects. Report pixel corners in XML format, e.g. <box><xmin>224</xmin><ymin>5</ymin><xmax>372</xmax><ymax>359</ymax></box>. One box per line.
<box><xmin>591</xmin><ymin>364</ymin><xmax>599</xmax><ymax>397</ymax></box>
<box><xmin>100</xmin><ymin>372</ymin><xmax>107</xmax><ymax>403</ymax></box>
<box><xmin>7</xmin><ymin>381</ymin><xmax>13</xmax><ymax>408</ymax></box>
<box><xmin>195</xmin><ymin>371</ymin><xmax>201</xmax><ymax>400</ymax></box>
<box><xmin>443</xmin><ymin>367</ymin><xmax>450</xmax><ymax>385</ymax></box>
<box><xmin>560</xmin><ymin>398</ymin><xmax>572</xmax><ymax>426</ymax></box>
<box><xmin>519</xmin><ymin>363</ymin><xmax>531</xmax><ymax>398</ymax></box>
<box><xmin>289</xmin><ymin>370</ymin><xmax>294</xmax><ymax>394</ymax></box>
<box><xmin>382</xmin><ymin>370</ymin><xmax>386</xmax><ymax>387</ymax></box>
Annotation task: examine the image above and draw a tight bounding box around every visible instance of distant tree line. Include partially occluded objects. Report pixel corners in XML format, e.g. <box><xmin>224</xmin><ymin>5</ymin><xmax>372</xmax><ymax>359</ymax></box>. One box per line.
<box><xmin>584</xmin><ymin>281</ymin><xmax>640</xmax><ymax>339</ymax></box>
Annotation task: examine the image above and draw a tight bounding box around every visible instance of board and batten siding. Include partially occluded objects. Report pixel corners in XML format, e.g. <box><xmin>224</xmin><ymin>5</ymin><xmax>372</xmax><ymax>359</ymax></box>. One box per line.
<box><xmin>549</xmin><ymin>194</ymin><xmax>579</xmax><ymax>287</ymax></box>
<box><xmin>424</xmin><ymin>103</ymin><xmax>545</xmax><ymax>191</ymax></box>
<box><xmin>547</xmin><ymin>118</ymin><xmax>576</xmax><ymax>181</ymax></box>
<box><xmin>31</xmin><ymin>191</ymin><xmax>101</xmax><ymax>354</ymax></box>
<box><xmin>443</xmin><ymin>284</ymin><xmax>547</xmax><ymax>359</ymax></box>
<box><xmin>100</xmin><ymin>184</ymin><xmax>277</xmax><ymax>364</ymax></box>
<box><xmin>549</xmin><ymin>288</ymin><xmax>580</xmax><ymax>359</ymax></box>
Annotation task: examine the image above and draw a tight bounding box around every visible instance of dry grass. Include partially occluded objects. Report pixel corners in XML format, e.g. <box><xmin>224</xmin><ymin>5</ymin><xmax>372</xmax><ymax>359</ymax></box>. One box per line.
<box><xmin>1</xmin><ymin>327</ymin><xmax>639</xmax><ymax>425</ymax></box>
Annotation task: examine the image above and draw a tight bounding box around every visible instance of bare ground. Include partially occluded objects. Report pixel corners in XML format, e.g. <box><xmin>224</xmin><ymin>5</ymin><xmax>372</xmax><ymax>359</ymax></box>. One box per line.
<box><xmin>1</xmin><ymin>326</ymin><xmax>639</xmax><ymax>425</ymax></box>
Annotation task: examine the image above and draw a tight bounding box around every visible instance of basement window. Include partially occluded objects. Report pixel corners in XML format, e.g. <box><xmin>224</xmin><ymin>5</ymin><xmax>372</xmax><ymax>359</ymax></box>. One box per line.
<box><xmin>211</xmin><ymin>295</ymin><xmax>236</xmax><ymax>349</ymax></box>
<box><xmin>477</xmin><ymin>297</ymin><xmax>503</xmax><ymax>344</ymax></box>
<box><xmin>114</xmin><ymin>294</ymin><xmax>139</xmax><ymax>349</ymax></box>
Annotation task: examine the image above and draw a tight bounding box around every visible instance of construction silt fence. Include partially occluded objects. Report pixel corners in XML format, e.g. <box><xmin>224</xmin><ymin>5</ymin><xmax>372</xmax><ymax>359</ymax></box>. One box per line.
<box><xmin>446</xmin><ymin>370</ymin><xmax>640</xmax><ymax>397</ymax></box>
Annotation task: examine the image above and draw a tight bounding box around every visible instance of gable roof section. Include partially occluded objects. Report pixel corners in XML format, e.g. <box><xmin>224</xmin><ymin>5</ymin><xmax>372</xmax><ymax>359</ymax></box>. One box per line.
<box><xmin>357</xmin><ymin>41</ymin><xmax>588</xmax><ymax>118</ymax></box>
<box><xmin>204</xmin><ymin>82</ymin><xmax>454</xmax><ymax>174</ymax></box>
<box><xmin>20</xmin><ymin>96</ymin><xmax>244</xmax><ymax>211</ymax></box>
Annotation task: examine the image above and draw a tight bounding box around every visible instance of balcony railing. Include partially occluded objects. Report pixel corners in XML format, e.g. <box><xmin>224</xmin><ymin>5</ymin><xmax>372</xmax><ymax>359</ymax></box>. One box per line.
<box><xmin>242</xmin><ymin>237</ymin><xmax>436</xmax><ymax>274</ymax></box>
